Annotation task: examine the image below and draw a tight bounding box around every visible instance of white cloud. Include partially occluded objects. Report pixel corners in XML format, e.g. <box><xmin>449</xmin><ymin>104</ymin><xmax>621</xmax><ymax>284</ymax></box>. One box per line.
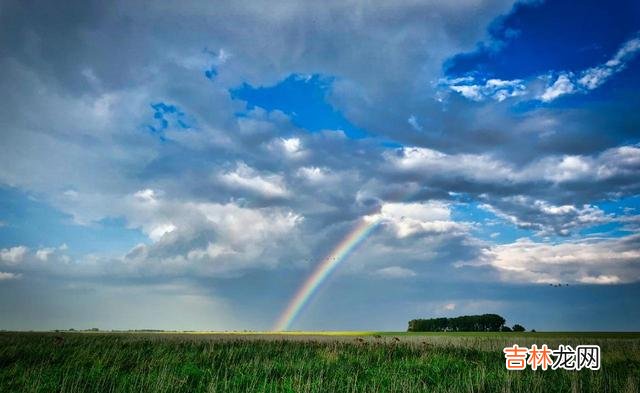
<box><xmin>478</xmin><ymin>234</ymin><xmax>640</xmax><ymax>284</ymax></box>
<box><xmin>539</xmin><ymin>73</ymin><xmax>575</xmax><ymax>102</ymax></box>
<box><xmin>15</xmin><ymin>185</ymin><xmax>306</xmax><ymax>277</ymax></box>
<box><xmin>0</xmin><ymin>246</ymin><xmax>28</xmax><ymax>264</ymax></box>
<box><xmin>296</xmin><ymin>166</ymin><xmax>330</xmax><ymax>183</ymax></box>
<box><xmin>366</xmin><ymin>201</ymin><xmax>468</xmax><ymax>238</ymax></box>
<box><xmin>579</xmin><ymin>275</ymin><xmax>621</xmax><ymax>285</ymax></box>
<box><xmin>149</xmin><ymin>224</ymin><xmax>177</xmax><ymax>242</ymax></box>
<box><xmin>281</xmin><ymin>137</ymin><xmax>302</xmax><ymax>155</ymax></box>
<box><xmin>373</xmin><ymin>266</ymin><xmax>417</xmax><ymax>278</ymax></box>
<box><xmin>117</xmin><ymin>197</ymin><xmax>304</xmax><ymax>275</ymax></box>
<box><xmin>384</xmin><ymin>144</ymin><xmax>639</xmax><ymax>236</ymax></box>
<box><xmin>388</xmin><ymin>144</ymin><xmax>640</xmax><ymax>186</ymax></box>
<box><xmin>269</xmin><ymin>137</ymin><xmax>307</xmax><ymax>159</ymax></box>
<box><xmin>0</xmin><ymin>272</ymin><xmax>21</xmax><ymax>280</ymax></box>
<box><xmin>35</xmin><ymin>248</ymin><xmax>56</xmax><ymax>262</ymax></box>
<box><xmin>0</xmin><ymin>200</ymin><xmax>304</xmax><ymax>279</ymax></box>
<box><xmin>577</xmin><ymin>67</ymin><xmax>613</xmax><ymax>91</ymax></box>
<box><xmin>538</xmin><ymin>155</ymin><xmax>591</xmax><ymax>182</ymax></box>
<box><xmin>386</xmin><ymin>147</ymin><xmax>516</xmax><ymax>183</ymax></box>
<box><xmin>449</xmin><ymin>84</ymin><xmax>483</xmax><ymax>101</ymax></box>
<box><xmin>196</xmin><ymin>203</ymin><xmax>301</xmax><ymax>251</ymax></box>
<box><xmin>606</xmin><ymin>36</ymin><xmax>640</xmax><ymax>66</ymax></box>
<box><xmin>134</xmin><ymin>189</ymin><xmax>159</xmax><ymax>203</ymax></box>
<box><xmin>480</xmin><ymin>197</ymin><xmax>609</xmax><ymax>236</ymax></box>
<box><xmin>218</xmin><ymin>162</ymin><xmax>289</xmax><ymax>198</ymax></box>
<box><xmin>380</xmin><ymin>201</ymin><xmax>451</xmax><ymax>222</ymax></box>
<box><xmin>445</xmin><ymin>78</ymin><xmax>526</xmax><ymax>102</ymax></box>
<box><xmin>528</xmin><ymin>145</ymin><xmax>640</xmax><ymax>183</ymax></box>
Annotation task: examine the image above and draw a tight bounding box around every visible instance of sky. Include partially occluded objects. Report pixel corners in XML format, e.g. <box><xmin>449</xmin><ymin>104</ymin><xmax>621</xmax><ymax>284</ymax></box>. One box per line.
<box><xmin>0</xmin><ymin>0</ymin><xmax>639</xmax><ymax>331</ymax></box>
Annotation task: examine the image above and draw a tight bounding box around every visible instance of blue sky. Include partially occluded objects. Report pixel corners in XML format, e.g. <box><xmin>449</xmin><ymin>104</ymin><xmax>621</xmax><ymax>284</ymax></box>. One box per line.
<box><xmin>231</xmin><ymin>74</ymin><xmax>367</xmax><ymax>138</ymax></box>
<box><xmin>0</xmin><ymin>187</ymin><xmax>148</xmax><ymax>256</ymax></box>
<box><xmin>0</xmin><ymin>0</ymin><xmax>639</xmax><ymax>331</ymax></box>
<box><xmin>447</xmin><ymin>0</ymin><xmax>640</xmax><ymax>79</ymax></box>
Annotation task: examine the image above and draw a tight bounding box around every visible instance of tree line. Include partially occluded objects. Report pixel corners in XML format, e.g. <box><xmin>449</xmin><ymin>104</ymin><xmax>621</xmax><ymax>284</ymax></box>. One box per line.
<box><xmin>408</xmin><ymin>314</ymin><xmax>526</xmax><ymax>332</ymax></box>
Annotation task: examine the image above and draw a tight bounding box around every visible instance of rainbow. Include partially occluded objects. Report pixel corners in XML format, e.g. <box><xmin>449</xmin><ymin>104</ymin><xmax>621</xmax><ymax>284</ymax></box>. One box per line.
<box><xmin>272</xmin><ymin>216</ymin><xmax>382</xmax><ymax>331</ymax></box>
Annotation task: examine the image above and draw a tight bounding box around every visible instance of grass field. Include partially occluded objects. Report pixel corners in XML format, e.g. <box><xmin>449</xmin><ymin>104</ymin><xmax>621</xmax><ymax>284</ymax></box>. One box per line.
<box><xmin>1</xmin><ymin>331</ymin><xmax>639</xmax><ymax>392</ymax></box>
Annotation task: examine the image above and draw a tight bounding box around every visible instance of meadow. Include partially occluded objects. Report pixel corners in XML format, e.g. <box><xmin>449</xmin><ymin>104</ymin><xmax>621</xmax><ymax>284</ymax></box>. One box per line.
<box><xmin>0</xmin><ymin>331</ymin><xmax>639</xmax><ymax>392</ymax></box>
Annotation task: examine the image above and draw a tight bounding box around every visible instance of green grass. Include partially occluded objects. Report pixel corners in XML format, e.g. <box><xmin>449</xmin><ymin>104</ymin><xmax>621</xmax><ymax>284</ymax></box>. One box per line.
<box><xmin>0</xmin><ymin>332</ymin><xmax>638</xmax><ymax>392</ymax></box>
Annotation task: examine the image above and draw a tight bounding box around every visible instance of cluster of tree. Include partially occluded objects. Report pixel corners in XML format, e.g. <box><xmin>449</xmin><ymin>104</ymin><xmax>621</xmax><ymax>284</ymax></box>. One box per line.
<box><xmin>500</xmin><ymin>324</ymin><xmax>526</xmax><ymax>332</ymax></box>
<box><xmin>408</xmin><ymin>314</ymin><xmax>526</xmax><ymax>332</ymax></box>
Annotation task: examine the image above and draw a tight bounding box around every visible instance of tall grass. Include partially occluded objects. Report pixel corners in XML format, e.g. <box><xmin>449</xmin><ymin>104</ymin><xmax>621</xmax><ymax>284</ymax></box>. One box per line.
<box><xmin>0</xmin><ymin>332</ymin><xmax>638</xmax><ymax>392</ymax></box>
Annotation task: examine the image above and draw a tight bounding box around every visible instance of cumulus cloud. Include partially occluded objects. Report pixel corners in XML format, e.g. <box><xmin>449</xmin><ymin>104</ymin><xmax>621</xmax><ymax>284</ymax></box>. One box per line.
<box><xmin>480</xmin><ymin>197</ymin><xmax>610</xmax><ymax>236</ymax></box>
<box><xmin>148</xmin><ymin>224</ymin><xmax>177</xmax><ymax>242</ymax></box>
<box><xmin>134</xmin><ymin>189</ymin><xmax>160</xmax><ymax>204</ymax></box>
<box><xmin>115</xmin><ymin>192</ymin><xmax>304</xmax><ymax>275</ymax></box>
<box><xmin>268</xmin><ymin>137</ymin><xmax>307</xmax><ymax>159</ymax></box>
<box><xmin>366</xmin><ymin>201</ymin><xmax>468</xmax><ymax>238</ymax></box>
<box><xmin>526</xmin><ymin>144</ymin><xmax>640</xmax><ymax>183</ymax></box>
<box><xmin>539</xmin><ymin>73</ymin><xmax>575</xmax><ymax>102</ymax></box>
<box><xmin>385</xmin><ymin>144</ymin><xmax>640</xmax><ymax>235</ymax></box>
<box><xmin>387</xmin><ymin>144</ymin><xmax>640</xmax><ymax>186</ymax></box>
<box><xmin>140</xmin><ymin>214</ymin><xmax>300</xmax><ymax>274</ymax></box>
<box><xmin>477</xmin><ymin>234</ymin><xmax>640</xmax><ymax>284</ymax></box>
<box><xmin>373</xmin><ymin>266</ymin><xmax>417</xmax><ymax>278</ymax></box>
<box><xmin>380</xmin><ymin>201</ymin><xmax>451</xmax><ymax>222</ymax></box>
<box><xmin>0</xmin><ymin>246</ymin><xmax>82</xmax><ymax>278</ymax></box>
<box><xmin>0</xmin><ymin>202</ymin><xmax>303</xmax><ymax>280</ymax></box>
<box><xmin>218</xmin><ymin>162</ymin><xmax>289</xmax><ymax>198</ymax></box>
<box><xmin>0</xmin><ymin>187</ymin><xmax>305</xmax><ymax>280</ymax></box>
<box><xmin>0</xmin><ymin>246</ymin><xmax>28</xmax><ymax>264</ymax></box>
<box><xmin>385</xmin><ymin>147</ymin><xmax>516</xmax><ymax>183</ymax></box>
<box><xmin>296</xmin><ymin>166</ymin><xmax>331</xmax><ymax>184</ymax></box>
<box><xmin>280</xmin><ymin>138</ymin><xmax>303</xmax><ymax>155</ymax></box>
<box><xmin>35</xmin><ymin>248</ymin><xmax>56</xmax><ymax>262</ymax></box>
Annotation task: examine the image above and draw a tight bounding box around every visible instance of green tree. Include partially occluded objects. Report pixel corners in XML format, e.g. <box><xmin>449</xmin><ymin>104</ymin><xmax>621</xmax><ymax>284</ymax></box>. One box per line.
<box><xmin>408</xmin><ymin>314</ymin><xmax>508</xmax><ymax>332</ymax></box>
